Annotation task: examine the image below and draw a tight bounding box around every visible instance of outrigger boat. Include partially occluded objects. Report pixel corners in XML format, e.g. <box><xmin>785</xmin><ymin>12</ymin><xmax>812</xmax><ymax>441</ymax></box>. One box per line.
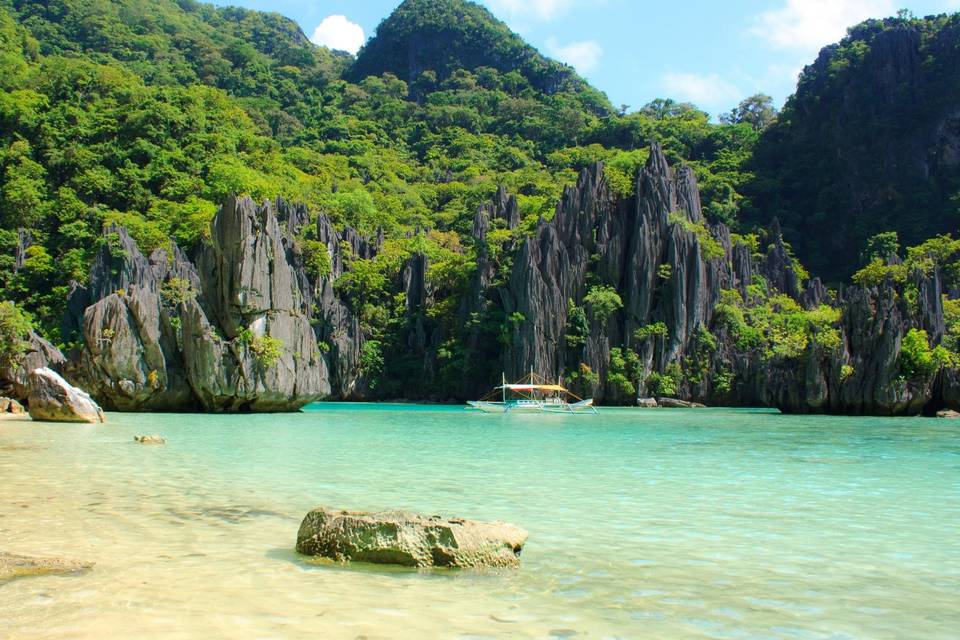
<box><xmin>467</xmin><ymin>371</ymin><xmax>598</xmax><ymax>414</ymax></box>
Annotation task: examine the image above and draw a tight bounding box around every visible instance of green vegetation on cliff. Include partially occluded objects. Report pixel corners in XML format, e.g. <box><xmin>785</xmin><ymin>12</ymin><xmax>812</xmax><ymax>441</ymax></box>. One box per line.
<box><xmin>0</xmin><ymin>0</ymin><xmax>759</xmax><ymax>345</ymax></box>
<box><xmin>747</xmin><ymin>12</ymin><xmax>960</xmax><ymax>281</ymax></box>
<box><xmin>0</xmin><ymin>0</ymin><xmax>958</xmax><ymax>408</ymax></box>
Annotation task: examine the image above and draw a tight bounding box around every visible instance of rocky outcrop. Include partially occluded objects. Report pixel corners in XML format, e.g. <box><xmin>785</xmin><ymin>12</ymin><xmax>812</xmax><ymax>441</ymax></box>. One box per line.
<box><xmin>490</xmin><ymin>141</ymin><xmax>960</xmax><ymax>415</ymax></box>
<box><xmin>296</xmin><ymin>506</ymin><xmax>528</xmax><ymax>568</ymax></box>
<box><xmin>65</xmin><ymin>197</ymin><xmax>336</xmax><ymax>412</ymax></box>
<box><xmin>0</xmin><ymin>331</ymin><xmax>66</xmax><ymax>403</ymax></box>
<box><xmin>457</xmin><ymin>188</ymin><xmax>520</xmax><ymax>398</ymax></box>
<box><xmin>657</xmin><ymin>398</ymin><xmax>706</xmax><ymax>408</ymax></box>
<box><xmin>0</xmin><ymin>397</ymin><xmax>25</xmax><ymax>414</ymax></box>
<box><xmin>308</xmin><ymin>214</ymin><xmax>378</xmax><ymax>399</ymax></box>
<box><xmin>72</xmin><ymin>290</ymin><xmax>194</xmax><ymax>411</ymax></box>
<box><xmin>188</xmin><ymin>196</ymin><xmax>330</xmax><ymax>411</ymax></box>
<box><xmin>0</xmin><ymin>551</ymin><xmax>93</xmax><ymax>582</ymax></box>
<box><xmin>743</xmin><ymin>271</ymin><xmax>945</xmax><ymax>416</ymax></box>
<box><xmin>499</xmin><ymin>143</ymin><xmax>737</xmax><ymax>404</ymax></box>
<box><xmin>27</xmin><ymin>368</ymin><xmax>105</xmax><ymax>423</ymax></box>
<box><xmin>41</xmin><ymin>144</ymin><xmax>960</xmax><ymax>415</ymax></box>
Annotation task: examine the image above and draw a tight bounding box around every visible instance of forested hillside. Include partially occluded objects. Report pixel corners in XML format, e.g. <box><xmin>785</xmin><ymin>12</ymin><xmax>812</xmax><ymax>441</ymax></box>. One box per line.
<box><xmin>747</xmin><ymin>12</ymin><xmax>960</xmax><ymax>281</ymax></box>
<box><xmin>0</xmin><ymin>0</ymin><xmax>756</xmax><ymax>343</ymax></box>
<box><xmin>1</xmin><ymin>0</ymin><xmax>959</xmax><ymax>412</ymax></box>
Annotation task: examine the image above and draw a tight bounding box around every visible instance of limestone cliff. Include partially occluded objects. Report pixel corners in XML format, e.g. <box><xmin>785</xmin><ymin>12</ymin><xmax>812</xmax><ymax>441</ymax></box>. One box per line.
<box><xmin>490</xmin><ymin>142</ymin><xmax>960</xmax><ymax>415</ymax></box>
<box><xmin>44</xmin><ymin>146</ymin><xmax>960</xmax><ymax>416</ymax></box>
<box><xmin>65</xmin><ymin>197</ymin><xmax>336</xmax><ymax>412</ymax></box>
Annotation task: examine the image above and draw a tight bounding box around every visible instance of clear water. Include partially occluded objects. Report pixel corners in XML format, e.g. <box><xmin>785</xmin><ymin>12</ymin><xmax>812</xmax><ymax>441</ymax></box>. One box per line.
<box><xmin>1</xmin><ymin>405</ymin><xmax>958</xmax><ymax>639</ymax></box>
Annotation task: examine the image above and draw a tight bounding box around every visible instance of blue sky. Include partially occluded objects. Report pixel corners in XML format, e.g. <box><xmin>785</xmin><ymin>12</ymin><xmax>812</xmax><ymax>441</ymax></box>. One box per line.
<box><xmin>209</xmin><ymin>0</ymin><xmax>960</xmax><ymax>117</ymax></box>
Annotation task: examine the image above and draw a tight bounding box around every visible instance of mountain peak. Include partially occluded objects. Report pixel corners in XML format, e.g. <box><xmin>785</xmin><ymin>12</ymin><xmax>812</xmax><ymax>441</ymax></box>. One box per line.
<box><xmin>348</xmin><ymin>0</ymin><xmax>597</xmax><ymax>101</ymax></box>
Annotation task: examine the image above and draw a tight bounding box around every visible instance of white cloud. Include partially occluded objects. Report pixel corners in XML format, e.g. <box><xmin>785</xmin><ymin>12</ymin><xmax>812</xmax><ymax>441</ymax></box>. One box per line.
<box><xmin>751</xmin><ymin>0</ymin><xmax>896</xmax><ymax>52</ymax></box>
<box><xmin>661</xmin><ymin>72</ymin><xmax>742</xmax><ymax>107</ymax></box>
<box><xmin>545</xmin><ymin>37</ymin><xmax>602</xmax><ymax>73</ymax></box>
<box><xmin>484</xmin><ymin>0</ymin><xmax>575</xmax><ymax>21</ymax></box>
<box><xmin>309</xmin><ymin>15</ymin><xmax>365</xmax><ymax>55</ymax></box>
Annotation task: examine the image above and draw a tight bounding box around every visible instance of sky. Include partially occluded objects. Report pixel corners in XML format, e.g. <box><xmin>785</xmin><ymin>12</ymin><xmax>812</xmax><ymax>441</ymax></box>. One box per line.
<box><xmin>209</xmin><ymin>0</ymin><xmax>960</xmax><ymax>117</ymax></box>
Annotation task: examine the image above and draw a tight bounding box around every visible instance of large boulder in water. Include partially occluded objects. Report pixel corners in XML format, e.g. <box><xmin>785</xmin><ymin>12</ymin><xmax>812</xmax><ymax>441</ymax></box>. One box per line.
<box><xmin>295</xmin><ymin>506</ymin><xmax>528</xmax><ymax>568</ymax></box>
<box><xmin>27</xmin><ymin>368</ymin><xmax>105</xmax><ymax>423</ymax></box>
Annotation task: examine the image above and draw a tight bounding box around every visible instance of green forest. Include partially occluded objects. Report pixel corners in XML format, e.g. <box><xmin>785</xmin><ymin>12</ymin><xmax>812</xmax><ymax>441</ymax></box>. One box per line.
<box><xmin>1</xmin><ymin>0</ymin><xmax>959</xmax><ymax>400</ymax></box>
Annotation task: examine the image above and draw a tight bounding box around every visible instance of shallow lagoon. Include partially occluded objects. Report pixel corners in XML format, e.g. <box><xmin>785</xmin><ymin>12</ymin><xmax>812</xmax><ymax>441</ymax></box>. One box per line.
<box><xmin>1</xmin><ymin>405</ymin><xmax>958</xmax><ymax>638</ymax></box>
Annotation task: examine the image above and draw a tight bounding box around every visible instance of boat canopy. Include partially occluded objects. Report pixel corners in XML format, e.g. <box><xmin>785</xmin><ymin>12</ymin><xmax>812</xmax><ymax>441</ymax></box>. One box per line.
<box><xmin>496</xmin><ymin>384</ymin><xmax>567</xmax><ymax>392</ymax></box>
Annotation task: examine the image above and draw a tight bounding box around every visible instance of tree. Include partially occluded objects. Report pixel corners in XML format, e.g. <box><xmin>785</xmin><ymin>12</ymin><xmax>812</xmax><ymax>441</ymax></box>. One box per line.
<box><xmin>640</xmin><ymin>98</ymin><xmax>699</xmax><ymax>121</ymax></box>
<box><xmin>720</xmin><ymin>94</ymin><xmax>778</xmax><ymax>131</ymax></box>
<box><xmin>584</xmin><ymin>285</ymin><xmax>623</xmax><ymax>324</ymax></box>
<box><xmin>0</xmin><ymin>300</ymin><xmax>32</xmax><ymax>366</ymax></box>
<box><xmin>860</xmin><ymin>231</ymin><xmax>900</xmax><ymax>265</ymax></box>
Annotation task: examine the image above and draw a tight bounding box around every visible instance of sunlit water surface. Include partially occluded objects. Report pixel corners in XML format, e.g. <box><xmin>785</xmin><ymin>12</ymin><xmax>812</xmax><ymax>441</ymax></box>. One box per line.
<box><xmin>1</xmin><ymin>405</ymin><xmax>958</xmax><ymax>639</ymax></box>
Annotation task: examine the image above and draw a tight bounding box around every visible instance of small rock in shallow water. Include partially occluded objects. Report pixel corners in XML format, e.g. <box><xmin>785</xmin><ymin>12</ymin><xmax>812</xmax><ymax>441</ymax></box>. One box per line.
<box><xmin>296</xmin><ymin>506</ymin><xmax>528</xmax><ymax>568</ymax></box>
<box><xmin>636</xmin><ymin>397</ymin><xmax>658</xmax><ymax>408</ymax></box>
<box><xmin>0</xmin><ymin>551</ymin><xmax>93</xmax><ymax>582</ymax></box>
<box><xmin>0</xmin><ymin>397</ymin><xmax>25</xmax><ymax>414</ymax></box>
<box><xmin>935</xmin><ymin>409</ymin><xmax>960</xmax><ymax>418</ymax></box>
<box><xmin>134</xmin><ymin>435</ymin><xmax>165</xmax><ymax>444</ymax></box>
<box><xmin>656</xmin><ymin>398</ymin><xmax>706</xmax><ymax>408</ymax></box>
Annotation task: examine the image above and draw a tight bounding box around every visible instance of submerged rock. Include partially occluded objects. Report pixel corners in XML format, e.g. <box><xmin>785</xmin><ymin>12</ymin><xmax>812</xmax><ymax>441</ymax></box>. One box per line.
<box><xmin>657</xmin><ymin>398</ymin><xmax>706</xmax><ymax>408</ymax></box>
<box><xmin>296</xmin><ymin>506</ymin><xmax>528</xmax><ymax>568</ymax></box>
<box><xmin>0</xmin><ymin>551</ymin><xmax>93</xmax><ymax>581</ymax></box>
<box><xmin>27</xmin><ymin>368</ymin><xmax>105</xmax><ymax>424</ymax></box>
<box><xmin>134</xmin><ymin>434</ymin><xmax>165</xmax><ymax>444</ymax></box>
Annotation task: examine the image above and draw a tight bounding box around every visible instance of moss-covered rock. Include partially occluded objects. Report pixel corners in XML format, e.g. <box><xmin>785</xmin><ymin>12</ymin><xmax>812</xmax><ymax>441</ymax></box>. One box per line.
<box><xmin>0</xmin><ymin>552</ymin><xmax>93</xmax><ymax>582</ymax></box>
<box><xmin>296</xmin><ymin>506</ymin><xmax>527</xmax><ymax>568</ymax></box>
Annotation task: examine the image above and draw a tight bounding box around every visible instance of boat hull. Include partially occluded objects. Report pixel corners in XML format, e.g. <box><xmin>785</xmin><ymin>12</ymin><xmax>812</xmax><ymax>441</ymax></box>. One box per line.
<box><xmin>466</xmin><ymin>399</ymin><xmax>596</xmax><ymax>414</ymax></box>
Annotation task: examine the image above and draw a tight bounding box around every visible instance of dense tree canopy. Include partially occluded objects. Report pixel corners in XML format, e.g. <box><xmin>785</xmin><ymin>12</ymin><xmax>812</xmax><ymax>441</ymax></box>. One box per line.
<box><xmin>0</xmin><ymin>0</ymin><xmax>764</xmax><ymax>345</ymax></box>
<box><xmin>746</xmin><ymin>13</ymin><xmax>960</xmax><ymax>281</ymax></box>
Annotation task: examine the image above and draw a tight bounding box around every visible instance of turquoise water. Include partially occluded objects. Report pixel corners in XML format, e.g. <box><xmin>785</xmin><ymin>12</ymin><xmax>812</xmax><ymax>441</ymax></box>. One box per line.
<box><xmin>1</xmin><ymin>405</ymin><xmax>958</xmax><ymax>638</ymax></box>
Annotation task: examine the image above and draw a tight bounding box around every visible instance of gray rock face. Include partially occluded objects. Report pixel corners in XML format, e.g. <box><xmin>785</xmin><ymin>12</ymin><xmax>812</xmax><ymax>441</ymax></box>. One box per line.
<box><xmin>498</xmin><ymin>143</ymin><xmax>734</xmax><ymax>404</ymax></box>
<box><xmin>27</xmin><ymin>367</ymin><xmax>105</xmax><ymax>423</ymax></box>
<box><xmin>309</xmin><ymin>214</ymin><xmax>377</xmax><ymax>399</ymax></box>
<box><xmin>296</xmin><ymin>506</ymin><xmax>528</xmax><ymax>568</ymax></box>
<box><xmin>65</xmin><ymin>196</ymin><xmax>336</xmax><ymax>412</ymax></box>
<box><xmin>0</xmin><ymin>331</ymin><xmax>66</xmax><ymax>402</ymax></box>
<box><xmin>190</xmin><ymin>196</ymin><xmax>330</xmax><ymax>411</ymax></box>
<box><xmin>13</xmin><ymin>229</ymin><xmax>32</xmax><ymax>274</ymax></box>
<box><xmin>0</xmin><ymin>551</ymin><xmax>93</xmax><ymax>582</ymax></box>
<box><xmin>457</xmin><ymin>190</ymin><xmax>520</xmax><ymax>398</ymax></box>
<box><xmin>489</xmin><ymin>141</ymin><xmax>960</xmax><ymax>415</ymax></box>
<box><xmin>70</xmin><ymin>290</ymin><xmax>193</xmax><ymax>411</ymax></box>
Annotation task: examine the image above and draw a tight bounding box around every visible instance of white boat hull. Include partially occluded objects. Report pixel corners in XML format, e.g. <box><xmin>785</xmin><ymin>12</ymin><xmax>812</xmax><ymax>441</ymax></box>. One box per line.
<box><xmin>466</xmin><ymin>399</ymin><xmax>596</xmax><ymax>414</ymax></box>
